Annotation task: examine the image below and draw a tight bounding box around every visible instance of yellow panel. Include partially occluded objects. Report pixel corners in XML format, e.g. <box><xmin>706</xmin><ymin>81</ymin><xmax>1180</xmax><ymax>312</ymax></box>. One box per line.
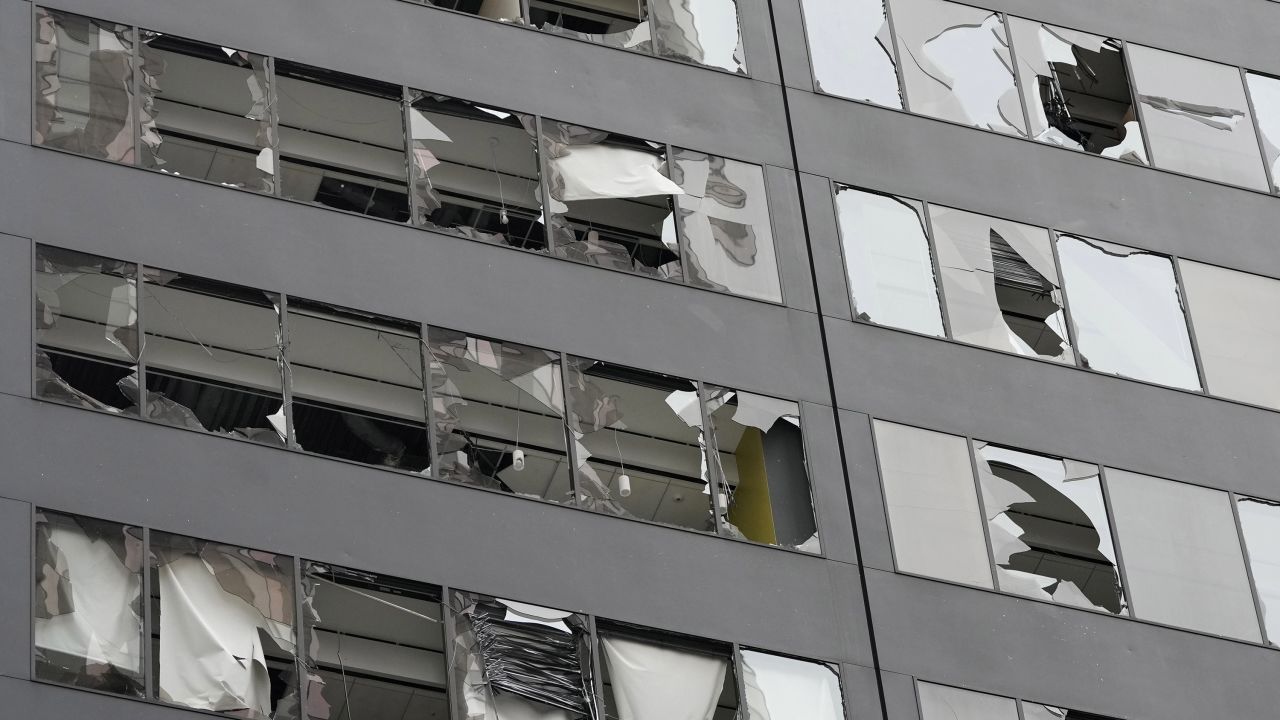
<box><xmin>725</xmin><ymin>427</ymin><xmax>777</xmax><ymax>544</ymax></box>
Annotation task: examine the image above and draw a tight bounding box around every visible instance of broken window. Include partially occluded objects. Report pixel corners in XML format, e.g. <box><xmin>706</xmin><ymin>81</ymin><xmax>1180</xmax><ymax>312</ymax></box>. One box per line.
<box><xmin>149</xmin><ymin>532</ymin><xmax>299</xmax><ymax>717</ymax></box>
<box><xmin>704</xmin><ymin>386</ymin><xmax>819</xmax><ymax>552</ymax></box>
<box><xmin>930</xmin><ymin>205</ymin><xmax>1073</xmax><ymax>362</ymax></box>
<box><xmin>891</xmin><ymin>0</ymin><xmax>1025</xmax><ymax>136</ymax></box>
<box><xmin>599</xmin><ymin>628</ymin><xmax>738</xmax><ymax>720</ymax></box>
<box><xmin>449</xmin><ymin>591</ymin><xmax>597</xmax><ymax>719</ymax></box>
<box><xmin>302</xmin><ymin>562</ymin><xmax>448</xmax><ymax>720</ymax></box>
<box><xmin>565</xmin><ymin>357</ymin><xmax>714</xmax><ymax>531</ymax></box>
<box><xmin>671</xmin><ymin>150</ymin><xmax>782</xmax><ymax>302</ymax></box>
<box><xmin>275</xmin><ymin>61</ymin><xmax>410</xmax><ymax>221</ymax></box>
<box><xmin>917</xmin><ymin>682</ymin><xmax>1018</xmax><ymax>720</ymax></box>
<box><xmin>542</xmin><ymin>121</ymin><xmax>683</xmax><ymax>279</ymax></box>
<box><xmin>1127</xmin><ymin>45</ymin><xmax>1268</xmax><ymax>190</ymax></box>
<box><xmin>137</xmin><ymin>33</ymin><xmax>274</xmax><ymax>192</ymax></box>
<box><xmin>1235</xmin><ymin>496</ymin><xmax>1280</xmax><ymax>645</ymax></box>
<box><xmin>413</xmin><ymin>0</ymin><xmax>523</xmax><ymax>22</ymax></box>
<box><xmin>34</xmin><ymin>510</ymin><xmax>144</xmax><ymax>697</ymax></box>
<box><xmin>35</xmin><ymin>245</ymin><xmax>140</xmax><ymax>414</ymax></box>
<box><xmin>34</xmin><ymin>7</ymin><xmax>136</xmax><ymax>161</ymax></box>
<box><xmin>799</xmin><ymin>0</ymin><xmax>902</xmax><ymax>108</ymax></box>
<box><xmin>834</xmin><ymin>186</ymin><xmax>944</xmax><ymax>337</ymax></box>
<box><xmin>648</xmin><ymin>0</ymin><xmax>745</xmax><ymax>73</ymax></box>
<box><xmin>1054</xmin><ymin>234</ymin><xmax>1201</xmax><ymax>391</ymax></box>
<box><xmin>740</xmin><ymin>650</ymin><xmax>843</xmax><ymax>720</ymax></box>
<box><xmin>873</xmin><ymin>420</ymin><xmax>993</xmax><ymax>588</ymax></box>
<box><xmin>1246</xmin><ymin>73</ymin><xmax>1280</xmax><ymax>193</ymax></box>
<box><xmin>1107</xmin><ymin>469</ymin><xmax>1262</xmax><ymax>641</ymax></box>
<box><xmin>1022</xmin><ymin>704</ymin><xmax>1120</xmax><ymax>720</ymax></box>
<box><xmin>1007</xmin><ymin>19</ymin><xmax>1147</xmax><ymax>164</ymax></box>
<box><xmin>427</xmin><ymin>327</ymin><xmax>573</xmax><ymax>502</ymax></box>
<box><xmin>1178</xmin><ymin>260</ymin><xmax>1280</xmax><ymax>410</ymax></box>
<box><xmin>286</xmin><ymin>301</ymin><xmax>429</xmax><ymax>472</ymax></box>
<box><xmin>533</xmin><ymin>0</ymin><xmax>653</xmax><ymax>52</ymax></box>
<box><xmin>974</xmin><ymin>443</ymin><xmax>1125</xmax><ymax>614</ymax></box>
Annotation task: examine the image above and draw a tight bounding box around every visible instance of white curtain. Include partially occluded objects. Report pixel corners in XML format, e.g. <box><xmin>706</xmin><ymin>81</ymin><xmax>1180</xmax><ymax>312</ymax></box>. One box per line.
<box><xmin>601</xmin><ymin>636</ymin><xmax>728</xmax><ymax>720</ymax></box>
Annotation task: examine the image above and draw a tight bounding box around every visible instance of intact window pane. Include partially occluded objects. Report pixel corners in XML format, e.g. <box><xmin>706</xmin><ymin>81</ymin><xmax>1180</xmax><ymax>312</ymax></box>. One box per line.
<box><xmin>1007</xmin><ymin>19</ymin><xmax>1146</xmax><ymax>164</ymax></box>
<box><xmin>1107</xmin><ymin>469</ymin><xmax>1261</xmax><ymax>641</ymax></box>
<box><xmin>276</xmin><ymin>61</ymin><xmax>409</xmax><ymax>221</ymax></box>
<box><xmin>672</xmin><ymin>149</ymin><xmax>782</xmax><ymax>302</ymax></box>
<box><xmin>799</xmin><ymin>0</ymin><xmax>902</xmax><ymax>108</ymax></box>
<box><xmin>533</xmin><ymin>0</ymin><xmax>652</xmax><ymax>52</ymax></box>
<box><xmin>649</xmin><ymin>0</ymin><xmax>746</xmax><ymax>73</ymax></box>
<box><xmin>740</xmin><ymin>650</ymin><xmax>843</xmax><ymax>720</ymax></box>
<box><xmin>917</xmin><ymin>682</ymin><xmax>1018</xmax><ymax>720</ymax></box>
<box><xmin>835</xmin><ymin>186</ymin><xmax>944</xmax><ymax>336</ymax></box>
<box><xmin>873</xmin><ymin>420</ymin><xmax>992</xmax><ymax>588</ymax></box>
<box><xmin>1245</xmin><ymin>73</ymin><xmax>1280</xmax><ymax>193</ymax></box>
<box><xmin>34</xmin><ymin>7</ymin><xmax>136</xmax><ymax>161</ymax></box>
<box><xmin>1127</xmin><ymin>45</ymin><xmax>1268</xmax><ymax>190</ymax></box>
<box><xmin>1236</xmin><ymin>496</ymin><xmax>1280</xmax><ymax>645</ymax></box>
<box><xmin>413</xmin><ymin>0</ymin><xmax>522</xmax><ymax>21</ymax></box>
<box><xmin>1055</xmin><ymin>234</ymin><xmax>1201</xmax><ymax>391</ymax></box>
<box><xmin>600</xmin><ymin>630</ymin><xmax>737</xmax><ymax>720</ymax></box>
<box><xmin>34</xmin><ymin>510</ymin><xmax>144</xmax><ymax>697</ymax></box>
<box><xmin>892</xmin><ymin>0</ymin><xmax>1025</xmax><ymax>136</ymax></box>
<box><xmin>930</xmin><ymin>206</ymin><xmax>1072</xmax><ymax>362</ymax></box>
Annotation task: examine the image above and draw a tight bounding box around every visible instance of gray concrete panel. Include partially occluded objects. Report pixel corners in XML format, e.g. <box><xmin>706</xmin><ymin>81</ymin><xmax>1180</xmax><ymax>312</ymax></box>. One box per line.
<box><xmin>838</xmin><ymin>410</ymin><xmax>894</xmax><ymax>572</ymax></box>
<box><xmin>801</xmin><ymin>402</ymin><xmax>859</xmax><ymax>566</ymax></box>
<box><xmin>800</xmin><ymin>172</ymin><xmax>852</xmax><ymax>321</ymax></box>
<box><xmin>0</xmin><ymin>1</ymin><xmax>30</xmax><ymax>145</ymax></box>
<box><xmin>840</xmin><ymin>662</ymin><xmax>884</xmax><ymax>720</ymax></box>
<box><xmin>0</xmin><ymin>233</ymin><xmax>31</xmax><ymax>400</ymax></box>
<box><xmin>0</xmin><ymin>497</ymin><xmax>31</xmax><ymax>681</ymax></box>
<box><xmin>879</xmin><ymin>670</ymin><xmax>920</xmax><ymax>720</ymax></box>
<box><xmin>766</xmin><ymin>165</ymin><xmax>818</xmax><ymax>313</ymax></box>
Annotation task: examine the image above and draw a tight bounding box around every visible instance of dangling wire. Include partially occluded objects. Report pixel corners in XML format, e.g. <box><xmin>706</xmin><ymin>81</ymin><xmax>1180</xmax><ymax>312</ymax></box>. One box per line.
<box><xmin>513</xmin><ymin>384</ymin><xmax>522</xmax><ymax>453</ymax></box>
<box><xmin>612</xmin><ymin>426</ymin><xmax>626</xmax><ymax>476</ymax></box>
<box><xmin>489</xmin><ymin>136</ymin><xmax>509</xmax><ymax>225</ymax></box>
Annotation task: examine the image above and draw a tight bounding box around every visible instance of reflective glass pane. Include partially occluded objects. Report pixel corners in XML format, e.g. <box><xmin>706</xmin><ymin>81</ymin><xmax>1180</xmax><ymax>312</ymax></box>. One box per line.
<box><xmin>533</xmin><ymin>0</ymin><xmax>652</xmax><ymax>52</ymax></box>
<box><xmin>740</xmin><ymin>650</ymin><xmax>843</xmax><ymax>720</ymax></box>
<box><xmin>1236</xmin><ymin>496</ymin><xmax>1280</xmax><ymax>645</ymax></box>
<box><xmin>799</xmin><ymin>0</ymin><xmax>901</xmax><ymax>108</ymax></box>
<box><xmin>650</xmin><ymin>0</ymin><xmax>745</xmax><ymax>73</ymax></box>
<box><xmin>600</xmin><ymin>632</ymin><xmax>737</xmax><ymax>720</ymax></box>
<box><xmin>1246</xmin><ymin>73</ymin><xmax>1280</xmax><ymax>193</ymax></box>
<box><xmin>917</xmin><ymin>682</ymin><xmax>1018</xmax><ymax>720</ymax></box>
<box><xmin>413</xmin><ymin>0</ymin><xmax>522</xmax><ymax>22</ymax></box>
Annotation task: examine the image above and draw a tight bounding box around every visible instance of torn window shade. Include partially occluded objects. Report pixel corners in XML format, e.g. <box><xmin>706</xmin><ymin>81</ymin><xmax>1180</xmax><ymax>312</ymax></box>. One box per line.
<box><xmin>1126</xmin><ymin>45</ymin><xmax>1268</xmax><ymax>190</ymax></box>
<box><xmin>408</xmin><ymin>92</ymin><xmax>547</xmax><ymax>251</ymax></box>
<box><xmin>1245</xmin><ymin>73</ymin><xmax>1280</xmax><ymax>193</ymax></box>
<box><xmin>873</xmin><ymin>420</ymin><xmax>993</xmax><ymax>588</ymax></box>
<box><xmin>1022</xmin><ymin>704</ymin><xmax>1120</xmax><ymax>720</ymax></box>
<box><xmin>302</xmin><ymin>563</ymin><xmax>448</xmax><ymax>720</ymax></box>
<box><xmin>892</xmin><ymin>0</ymin><xmax>1025</xmax><ymax>136</ymax></box>
<box><xmin>703</xmin><ymin>386</ymin><xmax>819</xmax><ymax>552</ymax></box>
<box><xmin>599</xmin><ymin>630</ymin><xmax>737</xmax><ymax>720</ymax></box>
<box><xmin>427</xmin><ymin>327</ymin><xmax>573</xmax><ymax>503</ymax></box>
<box><xmin>973</xmin><ymin>443</ymin><xmax>1125</xmax><ymax>614</ymax></box>
<box><xmin>286</xmin><ymin>300</ymin><xmax>429</xmax><ymax>471</ymax></box>
<box><xmin>533</xmin><ymin>0</ymin><xmax>653</xmax><ymax>53</ymax></box>
<box><xmin>275</xmin><ymin>61</ymin><xmax>410</xmax><ymax>221</ymax></box>
<box><xmin>1107</xmin><ymin>469</ymin><xmax>1262</xmax><ymax>642</ymax></box>
<box><xmin>34</xmin><ymin>8</ymin><xmax>136</xmax><ymax>162</ymax></box>
<box><xmin>917</xmin><ymin>682</ymin><xmax>1018</xmax><ymax>720</ymax></box>
<box><xmin>799</xmin><ymin>0</ymin><xmax>902</xmax><ymax>108</ymax></box>
<box><xmin>1178</xmin><ymin>260</ymin><xmax>1280</xmax><ymax>410</ymax></box>
<box><xmin>648</xmin><ymin>0</ymin><xmax>745</xmax><ymax>73</ymax></box>
<box><xmin>149</xmin><ymin>532</ymin><xmax>300</xmax><ymax>718</ymax></box>
<box><xmin>412</xmin><ymin>0</ymin><xmax>523</xmax><ymax>23</ymax></box>
<box><xmin>35</xmin><ymin>245</ymin><xmax>140</xmax><ymax>414</ymax></box>
<box><xmin>739</xmin><ymin>650</ymin><xmax>843</xmax><ymax>720</ymax></box>
<box><xmin>564</xmin><ymin>357</ymin><xmax>714</xmax><ymax>531</ymax></box>
<box><xmin>34</xmin><ymin>510</ymin><xmax>144</xmax><ymax>697</ymax></box>
<box><xmin>1235</xmin><ymin>496</ymin><xmax>1280</xmax><ymax>646</ymax></box>
<box><xmin>138</xmin><ymin>32</ymin><xmax>275</xmax><ymax>192</ymax></box>
<box><xmin>671</xmin><ymin>150</ymin><xmax>782</xmax><ymax>303</ymax></box>
<box><xmin>1054</xmin><ymin>235</ymin><xmax>1201</xmax><ymax>391</ymax></box>
<box><xmin>929</xmin><ymin>205</ymin><xmax>1073</xmax><ymax>363</ymax></box>
<box><xmin>1007</xmin><ymin>19</ymin><xmax>1146</xmax><ymax>164</ymax></box>
<box><xmin>140</xmin><ymin>270</ymin><xmax>286</xmax><ymax>443</ymax></box>
<box><xmin>449</xmin><ymin>591</ymin><xmax>597</xmax><ymax>720</ymax></box>
<box><xmin>542</xmin><ymin>121</ymin><xmax>684</xmax><ymax>280</ymax></box>
<box><xmin>834</xmin><ymin>186</ymin><xmax>945</xmax><ymax>337</ymax></box>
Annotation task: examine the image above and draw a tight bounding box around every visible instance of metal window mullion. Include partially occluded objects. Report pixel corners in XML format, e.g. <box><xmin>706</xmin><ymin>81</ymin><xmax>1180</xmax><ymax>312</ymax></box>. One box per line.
<box><xmin>520</xmin><ymin>0</ymin><xmax>532</xmax><ymax>24</ymax></box>
<box><xmin>665</xmin><ymin>141</ymin><xmax>695</xmax><ymax>288</ymax></box>
<box><xmin>998</xmin><ymin>13</ymin><xmax>1035</xmax><ymax>140</ymax></box>
<box><xmin>730</xmin><ymin>642</ymin><xmax>748</xmax><ymax>715</ymax></box>
<box><xmin>422</xmin><ymin>326</ymin><xmax>438</xmax><ymax>479</ymax></box>
<box><xmin>267</xmin><ymin>55</ymin><xmax>283</xmax><ymax>196</ymax></box>
<box><xmin>918</xmin><ymin>200</ymin><xmax>953</xmax><ymax>339</ymax></box>
<box><xmin>130</xmin><ymin>24</ymin><xmax>142</xmax><ymax>167</ymax></box>
<box><xmin>141</xmin><ymin>525</ymin><xmax>155</xmax><ymax>699</ymax></box>
<box><xmin>1046</xmin><ymin>229</ymin><xmax>1084</xmax><ymax>366</ymax></box>
<box><xmin>697</xmin><ymin>379</ymin><xmax>729</xmax><ymax>537</ymax></box>
<box><xmin>1119</xmin><ymin>40</ymin><xmax>1158</xmax><ymax>168</ymax></box>
<box><xmin>1229</xmin><ymin>490</ymin><xmax>1270</xmax><ymax>645</ymax></box>
<box><xmin>559</xmin><ymin>351</ymin><xmax>582</xmax><ymax>506</ymax></box>
<box><xmin>965</xmin><ymin>437</ymin><xmax>1001</xmax><ymax>590</ymax></box>
<box><xmin>279</xmin><ymin>293</ymin><xmax>297</xmax><ymax>447</ymax></box>
<box><xmin>1097</xmin><ymin>466</ymin><xmax>1138</xmax><ymax>618</ymax></box>
<box><xmin>881</xmin><ymin>0</ymin><xmax>910</xmax><ymax>111</ymax></box>
<box><xmin>638</xmin><ymin>0</ymin><xmax>657</xmax><ymax>56</ymax></box>
<box><xmin>135</xmin><ymin>262</ymin><xmax>148</xmax><ymax>418</ymax></box>
<box><xmin>587</xmin><ymin>614</ymin><xmax>606</xmax><ymax>718</ymax></box>
<box><xmin>441</xmin><ymin>585</ymin><xmax>462</xmax><ymax>720</ymax></box>
<box><xmin>534</xmin><ymin>116</ymin><xmax>559</xmax><ymax>256</ymax></box>
<box><xmin>1015</xmin><ymin>697</ymin><xmax>1028</xmax><ymax>720</ymax></box>
<box><xmin>1169</xmin><ymin>254</ymin><xmax>1211</xmax><ymax>394</ymax></box>
<box><xmin>1240</xmin><ymin>67</ymin><xmax>1278</xmax><ymax>194</ymax></box>
<box><xmin>402</xmin><ymin>86</ymin><xmax>423</xmax><ymax>227</ymax></box>
<box><xmin>291</xmin><ymin>556</ymin><xmax>308</xmax><ymax>718</ymax></box>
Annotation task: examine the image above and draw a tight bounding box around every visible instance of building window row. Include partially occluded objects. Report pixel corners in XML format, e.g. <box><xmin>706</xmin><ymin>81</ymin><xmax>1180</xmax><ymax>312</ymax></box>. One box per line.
<box><xmin>34</xmin><ymin>243</ymin><xmax>822</xmax><ymax>552</ymax></box>
<box><xmin>835</xmin><ymin>183</ymin><xmax>1280</xmax><ymax>411</ymax></box>
<box><xmin>33</xmin><ymin>508</ymin><xmax>847</xmax><ymax>720</ymax></box>
<box><xmin>873</xmin><ymin>419</ymin><xmax>1280</xmax><ymax>645</ymax></box>
<box><xmin>33</xmin><ymin>7</ymin><xmax>783</xmax><ymax>303</ymax></box>
<box><xmin>801</xmin><ymin>0</ymin><xmax>1280</xmax><ymax>194</ymax></box>
<box><xmin>917</xmin><ymin>680</ymin><xmax>1119</xmax><ymax>720</ymax></box>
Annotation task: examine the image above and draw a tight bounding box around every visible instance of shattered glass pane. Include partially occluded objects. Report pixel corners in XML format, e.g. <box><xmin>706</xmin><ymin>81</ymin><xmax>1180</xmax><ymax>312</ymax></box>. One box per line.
<box><xmin>1055</xmin><ymin>234</ymin><xmax>1201</xmax><ymax>391</ymax></box>
<box><xmin>1107</xmin><ymin>469</ymin><xmax>1261</xmax><ymax>641</ymax></box>
<box><xmin>974</xmin><ymin>443</ymin><xmax>1125</xmax><ymax>614</ymax></box>
<box><xmin>1127</xmin><ymin>45</ymin><xmax>1268</xmax><ymax>190</ymax></box>
<box><xmin>542</xmin><ymin>120</ymin><xmax>683</xmax><ymax>280</ymax></box>
<box><xmin>1246</xmin><ymin>73</ymin><xmax>1280</xmax><ymax>193</ymax></box>
<box><xmin>427</xmin><ymin>327</ymin><xmax>572</xmax><ymax>503</ymax></box>
<box><xmin>1179</xmin><ymin>260</ymin><xmax>1280</xmax><ymax>410</ymax></box>
<box><xmin>704</xmin><ymin>386</ymin><xmax>819</xmax><ymax>552</ymax></box>
<box><xmin>150</xmin><ymin>532</ymin><xmax>299</xmax><ymax>718</ymax></box>
<box><xmin>34</xmin><ymin>510</ymin><xmax>144</xmax><ymax>697</ymax></box>
<box><xmin>138</xmin><ymin>33</ymin><xmax>275</xmax><ymax>192</ymax></box>
<box><xmin>917</xmin><ymin>682</ymin><xmax>1018</xmax><ymax>720</ymax></box>
<box><xmin>34</xmin><ymin>7</ymin><xmax>136</xmax><ymax>162</ymax></box>
<box><xmin>302</xmin><ymin>563</ymin><xmax>447</xmax><ymax>720</ymax></box>
<box><xmin>834</xmin><ymin>186</ymin><xmax>944</xmax><ymax>336</ymax></box>
<box><xmin>276</xmin><ymin>62</ymin><xmax>410</xmax><ymax>221</ymax></box>
<box><xmin>414</xmin><ymin>0</ymin><xmax>523</xmax><ymax>22</ymax></box>
<box><xmin>892</xmin><ymin>0</ymin><xmax>1026</xmax><ymax>136</ymax></box>
<box><xmin>672</xmin><ymin>149</ymin><xmax>783</xmax><ymax>302</ymax></box>
<box><xmin>449</xmin><ymin>591</ymin><xmax>596</xmax><ymax>720</ymax></box>
<box><xmin>141</xmin><ymin>270</ymin><xmax>286</xmax><ymax>442</ymax></box>
<box><xmin>1023</xmin><ymin>704</ymin><xmax>1119</xmax><ymax>720</ymax></box>
<box><xmin>649</xmin><ymin>0</ymin><xmax>745</xmax><ymax>73</ymax></box>
<box><xmin>930</xmin><ymin>205</ymin><xmax>1072</xmax><ymax>362</ymax></box>
<box><xmin>287</xmin><ymin>301</ymin><xmax>429</xmax><ymax>472</ymax></box>
<box><xmin>35</xmin><ymin>245</ymin><xmax>140</xmax><ymax>414</ymax></box>
<box><xmin>408</xmin><ymin>92</ymin><xmax>548</xmax><ymax>252</ymax></box>
<box><xmin>740</xmin><ymin>650</ymin><xmax>843</xmax><ymax>720</ymax></box>
<box><xmin>534</xmin><ymin>0</ymin><xmax>653</xmax><ymax>53</ymax></box>
<box><xmin>1235</xmin><ymin>496</ymin><xmax>1280</xmax><ymax>646</ymax></box>
<box><xmin>799</xmin><ymin>0</ymin><xmax>902</xmax><ymax>108</ymax></box>
<box><xmin>1007</xmin><ymin>19</ymin><xmax>1147</xmax><ymax>164</ymax></box>
<box><xmin>600</xmin><ymin>631</ymin><xmax>737</xmax><ymax>720</ymax></box>
<box><xmin>873</xmin><ymin>420</ymin><xmax>992</xmax><ymax>588</ymax></box>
